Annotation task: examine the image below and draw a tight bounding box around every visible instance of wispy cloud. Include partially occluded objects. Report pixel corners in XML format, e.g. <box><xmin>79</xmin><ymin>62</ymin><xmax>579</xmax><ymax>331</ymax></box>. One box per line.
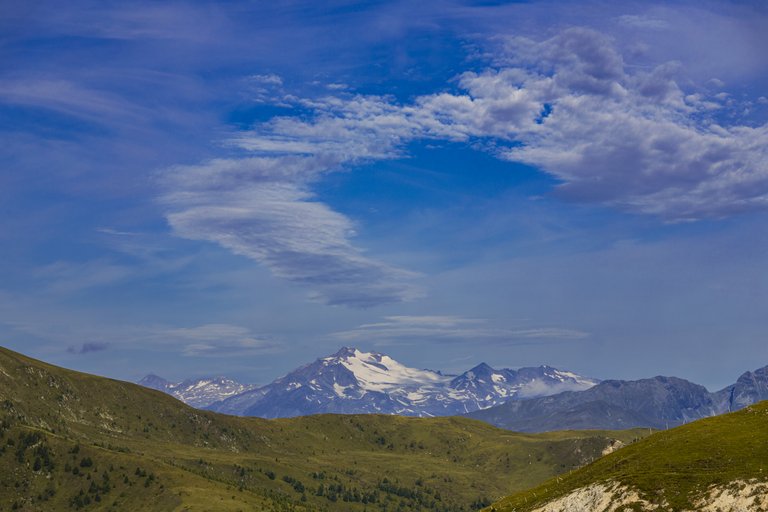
<box><xmin>616</xmin><ymin>14</ymin><xmax>669</xmax><ymax>30</ymax></box>
<box><xmin>160</xmin><ymin>323</ymin><xmax>278</xmax><ymax>357</ymax></box>
<box><xmin>34</xmin><ymin>260</ymin><xmax>134</xmax><ymax>293</ymax></box>
<box><xmin>67</xmin><ymin>342</ymin><xmax>109</xmax><ymax>354</ymax></box>
<box><xmin>332</xmin><ymin>315</ymin><xmax>588</xmax><ymax>345</ymax></box>
<box><xmin>0</xmin><ymin>285</ymin><xmax>275</xmax><ymax>358</ymax></box>
<box><xmin>161</xmin><ymin>157</ymin><xmax>423</xmax><ymax>308</ymax></box>
<box><xmin>96</xmin><ymin>227</ymin><xmax>141</xmax><ymax>237</ymax></box>
<box><xmin>243</xmin><ymin>73</ymin><xmax>288</xmax><ymax>104</ymax></box>
<box><xmin>0</xmin><ymin>79</ymin><xmax>148</xmax><ymax>125</ymax></box>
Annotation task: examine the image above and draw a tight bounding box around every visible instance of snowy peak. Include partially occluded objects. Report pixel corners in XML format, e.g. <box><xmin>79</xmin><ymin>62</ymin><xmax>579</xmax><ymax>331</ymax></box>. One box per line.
<box><xmin>137</xmin><ymin>374</ymin><xmax>257</xmax><ymax>409</ymax></box>
<box><xmin>328</xmin><ymin>347</ymin><xmax>448</xmax><ymax>393</ymax></box>
<box><xmin>472</xmin><ymin>362</ymin><xmax>495</xmax><ymax>374</ymax></box>
<box><xmin>328</xmin><ymin>346</ymin><xmax>359</xmax><ymax>358</ymax></box>
<box><xmin>541</xmin><ymin>366</ymin><xmax>599</xmax><ymax>386</ymax></box>
<box><xmin>452</xmin><ymin>362</ymin><xmax>504</xmax><ymax>381</ymax></box>
<box><xmin>444</xmin><ymin>363</ymin><xmax>599</xmax><ymax>414</ymax></box>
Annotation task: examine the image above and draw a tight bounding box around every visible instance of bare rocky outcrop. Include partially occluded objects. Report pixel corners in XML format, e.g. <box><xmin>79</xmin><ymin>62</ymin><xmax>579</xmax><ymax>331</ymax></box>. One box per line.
<box><xmin>529</xmin><ymin>482</ymin><xmax>656</xmax><ymax>512</ymax></box>
<box><xmin>523</xmin><ymin>479</ymin><xmax>768</xmax><ymax>512</ymax></box>
<box><xmin>695</xmin><ymin>480</ymin><xmax>768</xmax><ymax>512</ymax></box>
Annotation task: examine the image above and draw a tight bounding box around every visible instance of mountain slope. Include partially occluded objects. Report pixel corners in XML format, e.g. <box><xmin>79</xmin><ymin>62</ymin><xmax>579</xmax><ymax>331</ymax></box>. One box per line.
<box><xmin>137</xmin><ymin>374</ymin><xmax>256</xmax><ymax>408</ymax></box>
<box><xmin>487</xmin><ymin>400</ymin><xmax>768</xmax><ymax>512</ymax></box>
<box><xmin>468</xmin><ymin>368</ymin><xmax>768</xmax><ymax>432</ymax></box>
<box><xmin>0</xmin><ymin>345</ymin><xmax>641</xmax><ymax>512</ymax></box>
<box><xmin>207</xmin><ymin>347</ymin><xmax>598</xmax><ymax>417</ymax></box>
<box><xmin>713</xmin><ymin>365</ymin><xmax>768</xmax><ymax>411</ymax></box>
<box><xmin>468</xmin><ymin>376</ymin><xmax>718</xmax><ymax>431</ymax></box>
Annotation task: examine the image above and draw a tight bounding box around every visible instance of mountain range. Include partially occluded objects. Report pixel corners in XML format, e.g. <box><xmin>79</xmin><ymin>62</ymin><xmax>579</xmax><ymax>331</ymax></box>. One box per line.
<box><xmin>467</xmin><ymin>366</ymin><xmax>768</xmax><ymax>432</ymax></box>
<box><xmin>141</xmin><ymin>347</ymin><xmax>598</xmax><ymax>418</ymax></box>
<box><xmin>140</xmin><ymin>347</ymin><xmax>768</xmax><ymax>433</ymax></box>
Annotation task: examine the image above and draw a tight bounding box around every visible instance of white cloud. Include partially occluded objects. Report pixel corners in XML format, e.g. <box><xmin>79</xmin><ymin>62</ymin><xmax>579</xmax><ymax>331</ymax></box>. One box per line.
<box><xmin>248</xmin><ymin>74</ymin><xmax>283</xmax><ymax>86</ymax></box>
<box><xmin>243</xmin><ymin>74</ymin><xmax>288</xmax><ymax>104</ymax></box>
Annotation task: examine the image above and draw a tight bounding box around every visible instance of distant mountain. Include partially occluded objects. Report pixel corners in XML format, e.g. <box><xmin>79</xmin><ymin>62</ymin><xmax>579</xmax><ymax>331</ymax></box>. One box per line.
<box><xmin>137</xmin><ymin>374</ymin><xmax>257</xmax><ymax>408</ymax></box>
<box><xmin>207</xmin><ymin>347</ymin><xmax>598</xmax><ymax>418</ymax></box>
<box><xmin>467</xmin><ymin>367</ymin><xmax>768</xmax><ymax>432</ymax></box>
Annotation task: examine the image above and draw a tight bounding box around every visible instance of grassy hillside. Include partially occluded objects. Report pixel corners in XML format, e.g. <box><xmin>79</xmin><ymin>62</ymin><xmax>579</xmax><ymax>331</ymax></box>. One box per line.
<box><xmin>488</xmin><ymin>400</ymin><xmax>768</xmax><ymax>511</ymax></box>
<box><xmin>0</xmin><ymin>346</ymin><xmax>646</xmax><ymax>512</ymax></box>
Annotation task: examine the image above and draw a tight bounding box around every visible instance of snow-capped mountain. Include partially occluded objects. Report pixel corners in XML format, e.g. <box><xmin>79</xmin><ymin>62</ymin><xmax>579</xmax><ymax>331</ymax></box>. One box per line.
<box><xmin>206</xmin><ymin>347</ymin><xmax>599</xmax><ymax>418</ymax></box>
<box><xmin>137</xmin><ymin>374</ymin><xmax>257</xmax><ymax>409</ymax></box>
<box><xmin>448</xmin><ymin>362</ymin><xmax>599</xmax><ymax>411</ymax></box>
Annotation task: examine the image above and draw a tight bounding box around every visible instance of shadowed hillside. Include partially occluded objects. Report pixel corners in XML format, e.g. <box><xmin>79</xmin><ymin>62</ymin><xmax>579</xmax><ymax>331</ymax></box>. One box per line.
<box><xmin>487</xmin><ymin>400</ymin><xmax>768</xmax><ymax>511</ymax></box>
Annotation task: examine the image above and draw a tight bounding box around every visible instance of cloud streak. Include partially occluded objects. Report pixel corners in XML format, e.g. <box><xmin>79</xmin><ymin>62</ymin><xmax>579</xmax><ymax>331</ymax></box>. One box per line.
<box><xmin>161</xmin><ymin>323</ymin><xmax>277</xmax><ymax>357</ymax></box>
<box><xmin>332</xmin><ymin>315</ymin><xmax>588</xmax><ymax>345</ymax></box>
<box><xmin>67</xmin><ymin>342</ymin><xmax>109</xmax><ymax>354</ymax></box>
<box><xmin>161</xmin><ymin>158</ymin><xmax>422</xmax><ymax>307</ymax></box>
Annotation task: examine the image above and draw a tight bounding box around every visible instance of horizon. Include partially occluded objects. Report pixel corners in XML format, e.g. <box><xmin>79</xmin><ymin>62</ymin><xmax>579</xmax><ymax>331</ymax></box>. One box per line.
<box><xmin>4</xmin><ymin>342</ymin><xmax>762</xmax><ymax>396</ymax></box>
<box><xmin>2</xmin><ymin>0</ymin><xmax>767</xmax><ymax>391</ymax></box>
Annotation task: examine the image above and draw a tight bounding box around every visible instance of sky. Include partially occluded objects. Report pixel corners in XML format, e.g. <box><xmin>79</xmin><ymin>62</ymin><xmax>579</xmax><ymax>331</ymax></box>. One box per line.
<box><xmin>1</xmin><ymin>0</ymin><xmax>768</xmax><ymax>391</ymax></box>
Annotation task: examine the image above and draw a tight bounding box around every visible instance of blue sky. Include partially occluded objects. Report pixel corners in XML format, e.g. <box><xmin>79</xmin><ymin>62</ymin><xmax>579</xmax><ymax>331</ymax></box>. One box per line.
<box><xmin>2</xmin><ymin>0</ymin><xmax>768</xmax><ymax>390</ymax></box>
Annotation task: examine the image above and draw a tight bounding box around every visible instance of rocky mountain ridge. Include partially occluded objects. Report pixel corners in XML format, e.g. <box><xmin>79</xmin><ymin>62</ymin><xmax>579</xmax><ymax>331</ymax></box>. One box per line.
<box><xmin>468</xmin><ymin>368</ymin><xmax>768</xmax><ymax>431</ymax></box>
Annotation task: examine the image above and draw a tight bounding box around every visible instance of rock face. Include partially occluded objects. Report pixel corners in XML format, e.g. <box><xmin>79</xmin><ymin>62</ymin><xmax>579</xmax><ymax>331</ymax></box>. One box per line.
<box><xmin>205</xmin><ymin>347</ymin><xmax>598</xmax><ymax>418</ymax></box>
<box><xmin>137</xmin><ymin>374</ymin><xmax>257</xmax><ymax>409</ymax></box>
<box><xmin>516</xmin><ymin>480</ymin><xmax>768</xmax><ymax>512</ymax></box>
<box><xmin>137</xmin><ymin>374</ymin><xmax>173</xmax><ymax>392</ymax></box>
<box><xmin>693</xmin><ymin>480</ymin><xmax>768</xmax><ymax>512</ymax></box>
<box><xmin>468</xmin><ymin>367</ymin><xmax>768</xmax><ymax>432</ymax></box>
<box><xmin>713</xmin><ymin>366</ymin><xmax>768</xmax><ymax>412</ymax></box>
<box><xmin>528</xmin><ymin>482</ymin><xmax>656</xmax><ymax>512</ymax></box>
